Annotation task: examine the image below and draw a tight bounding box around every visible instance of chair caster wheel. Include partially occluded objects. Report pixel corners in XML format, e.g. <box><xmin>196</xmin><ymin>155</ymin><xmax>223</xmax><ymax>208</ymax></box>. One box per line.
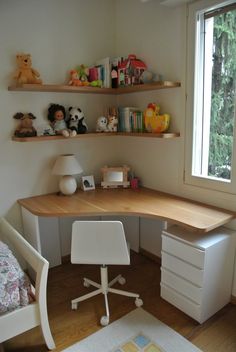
<box><xmin>100</xmin><ymin>315</ymin><xmax>109</xmax><ymax>326</ymax></box>
<box><xmin>135</xmin><ymin>298</ymin><xmax>143</xmax><ymax>307</ymax></box>
<box><xmin>118</xmin><ymin>276</ymin><xmax>126</xmax><ymax>285</ymax></box>
<box><xmin>71</xmin><ymin>302</ymin><xmax>78</xmax><ymax>310</ymax></box>
<box><xmin>84</xmin><ymin>280</ymin><xmax>90</xmax><ymax>287</ymax></box>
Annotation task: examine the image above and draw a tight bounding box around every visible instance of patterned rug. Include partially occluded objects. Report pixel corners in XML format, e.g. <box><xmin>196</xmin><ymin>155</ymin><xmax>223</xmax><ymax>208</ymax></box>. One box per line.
<box><xmin>62</xmin><ymin>308</ymin><xmax>202</xmax><ymax>352</ymax></box>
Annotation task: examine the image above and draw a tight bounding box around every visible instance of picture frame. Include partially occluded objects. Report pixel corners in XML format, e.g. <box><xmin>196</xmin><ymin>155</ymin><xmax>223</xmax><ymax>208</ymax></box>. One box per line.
<box><xmin>81</xmin><ymin>175</ymin><xmax>95</xmax><ymax>191</ymax></box>
<box><xmin>101</xmin><ymin>165</ymin><xmax>130</xmax><ymax>189</ymax></box>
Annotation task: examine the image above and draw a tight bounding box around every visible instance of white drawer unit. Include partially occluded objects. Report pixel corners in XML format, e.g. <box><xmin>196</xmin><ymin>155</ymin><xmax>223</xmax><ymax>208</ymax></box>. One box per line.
<box><xmin>161</xmin><ymin>225</ymin><xmax>235</xmax><ymax>323</ymax></box>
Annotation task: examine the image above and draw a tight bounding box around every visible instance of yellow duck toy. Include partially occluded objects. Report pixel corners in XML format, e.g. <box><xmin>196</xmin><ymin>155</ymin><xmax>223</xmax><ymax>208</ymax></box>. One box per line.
<box><xmin>144</xmin><ymin>103</ymin><xmax>170</xmax><ymax>133</ymax></box>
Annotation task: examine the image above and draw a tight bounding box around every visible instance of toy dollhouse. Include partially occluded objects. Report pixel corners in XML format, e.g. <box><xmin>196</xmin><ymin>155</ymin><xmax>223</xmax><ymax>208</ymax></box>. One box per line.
<box><xmin>118</xmin><ymin>54</ymin><xmax>147</xmax><ymax>86</ymax></box>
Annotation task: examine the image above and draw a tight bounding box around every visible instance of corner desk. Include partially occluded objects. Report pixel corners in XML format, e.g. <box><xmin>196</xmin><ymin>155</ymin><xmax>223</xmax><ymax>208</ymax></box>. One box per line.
<box><xmin>18</xmin><ymin>187</ymin><xmax>234</xmax><ymax>268</ymax></box>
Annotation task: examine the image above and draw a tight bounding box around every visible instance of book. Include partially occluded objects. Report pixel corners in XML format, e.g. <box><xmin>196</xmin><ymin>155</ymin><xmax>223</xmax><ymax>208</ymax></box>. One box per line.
<box><xmin>118</xmin><ymin>107</ymin><xmax>143</xmax><ymax>132</ymax></box>
<box><xmin>95</xmin><ymin>57</ymin><xmax>111</xmax><ymax>88</ymax></box>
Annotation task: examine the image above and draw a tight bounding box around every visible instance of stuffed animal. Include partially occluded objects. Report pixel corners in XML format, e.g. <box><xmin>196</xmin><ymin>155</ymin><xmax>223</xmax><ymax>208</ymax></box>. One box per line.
<box><xmin>68</xmin><ymin>69</ymin><xmax>82</xmax><ymax>86</ymax></box>
<box><xmin>13</xmin><ymin>53</ymin><xmax>42</xmax><ymax>85</ymax></box>
<box><xmin>107</xmin><ymin>115</ymin><xmax>118</xmax><ymax>132</ymax></box>
<box><xmin>67</xmin><ymin>107</ymin><xmax>88</xmax><ymax>134</ymax></box>
<box><xmin>96</xmin><ymin>116</ymin><xmax>108</xmax><ymax>132</ymax></box>
<box><xmin>48</xmin><ymin>104</ymin><xmax>75</xmax><ymax>137</ymax></box>
<box><xmin>13</xmin><ymin>112</ymin><xmax>37</xmax><ymax>137</ymax></box>
<box><xmin>144</xmin><ymin>103</ymin><xmax>170</xmax><ymax>133</ymax></box>
<box><xmin>76</xmin><ymin>65</ymin><xmax>90</xmax><ymax>86</ymax></box>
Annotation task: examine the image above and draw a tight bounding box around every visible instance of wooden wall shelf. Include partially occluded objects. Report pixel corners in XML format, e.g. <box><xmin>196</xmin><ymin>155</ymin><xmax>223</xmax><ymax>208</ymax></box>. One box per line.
<box><xmin>12</xmin><ymin>132</ymin><xmax>180</xmax><ymax>142</ymax></box>
<box><xmin>8</xmin><ymin>81</ymin><xmax>181</xmax><ymax>95</ymax></box>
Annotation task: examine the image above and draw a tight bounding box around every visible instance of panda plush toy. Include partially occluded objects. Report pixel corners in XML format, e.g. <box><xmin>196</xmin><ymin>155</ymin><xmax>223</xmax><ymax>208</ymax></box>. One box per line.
<box><xmin>67</xmin><ymin>107</ymin><xmax>88</xmax><ymax>134</ymax></box>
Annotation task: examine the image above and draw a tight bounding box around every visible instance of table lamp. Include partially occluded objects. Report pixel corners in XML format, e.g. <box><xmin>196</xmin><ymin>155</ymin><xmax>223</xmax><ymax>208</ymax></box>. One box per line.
<box><xmin>52</xmin><ymin>154</ymin><xmax>83</xmax><ymax>195</ymax></box>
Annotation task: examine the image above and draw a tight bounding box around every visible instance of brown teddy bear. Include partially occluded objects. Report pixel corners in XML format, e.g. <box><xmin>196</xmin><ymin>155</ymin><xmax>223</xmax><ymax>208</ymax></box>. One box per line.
<box><xmin>13</xmin><ymin>112</ymin><xmax>37</xmax><ymax>137</ymax></box>
<box><xmin>13</xmin><ymin>53</ymin><xmax>42</xmax><ymax>84</ymax></box>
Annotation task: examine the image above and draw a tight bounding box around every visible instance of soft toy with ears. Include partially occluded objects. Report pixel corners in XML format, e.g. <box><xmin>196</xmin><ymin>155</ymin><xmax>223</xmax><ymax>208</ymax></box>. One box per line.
<box><xmin>67</xmin><ymin>107</ymin><xmax>88</xmax><ymax>134</ymax></box>
<box><xmin>68</xmin><ymin>70</ymin><xmax>82</xmax><ymax>86</ymax></box>
<box><xmin>13</xmin><ymin>53</ymin><xmax>42</xmax><ymax>85</ymax></box>
<box><xmin>13</xmin><ymin>112</ymin><xmax>37</xmax><ymax>137</ymax></box>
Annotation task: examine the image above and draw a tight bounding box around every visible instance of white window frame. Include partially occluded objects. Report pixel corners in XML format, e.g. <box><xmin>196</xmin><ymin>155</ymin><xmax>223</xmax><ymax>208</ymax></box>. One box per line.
<box><xmin>185</xmin><ymin>0</ymin><xmax>236</xmax><ymax>194</ymax></box>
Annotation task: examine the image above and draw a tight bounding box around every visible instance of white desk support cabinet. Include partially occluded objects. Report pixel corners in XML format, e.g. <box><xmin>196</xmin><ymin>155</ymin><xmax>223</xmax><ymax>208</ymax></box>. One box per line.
<box><xmin>161</xmin><ymin>225</ymin><xmax>235</xmax><ymax>323</ymax></box>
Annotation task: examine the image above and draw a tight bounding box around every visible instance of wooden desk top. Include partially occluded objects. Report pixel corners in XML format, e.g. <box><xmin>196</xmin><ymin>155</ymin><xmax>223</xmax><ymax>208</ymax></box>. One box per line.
<box><xmin>18</xmin><ymin>187</ymin><xmax>235</xmax><ymax>233</ymax></box>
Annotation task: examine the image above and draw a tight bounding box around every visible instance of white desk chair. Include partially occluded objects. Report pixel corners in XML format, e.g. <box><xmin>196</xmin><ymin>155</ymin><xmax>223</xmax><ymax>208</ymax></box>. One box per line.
<box><xmin>71</xmin><ymin>220</ymin><xmax>143</xmax><ymax>326</ymax></box>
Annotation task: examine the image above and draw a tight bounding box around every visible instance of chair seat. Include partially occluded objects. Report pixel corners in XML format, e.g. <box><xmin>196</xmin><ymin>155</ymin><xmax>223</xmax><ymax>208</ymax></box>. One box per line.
<box><xmin>71</xmin><ymin>221</ymin><xmax>130</xmax><ymax>265</ymax></box>
<box><xmin>70</xmin><ymin>220</ymin><xmax>143</xmax><ymax>326</ymax></box>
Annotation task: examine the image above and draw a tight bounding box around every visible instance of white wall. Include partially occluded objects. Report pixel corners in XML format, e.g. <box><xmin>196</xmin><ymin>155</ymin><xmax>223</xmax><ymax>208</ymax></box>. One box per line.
<box><xmin>0</xmin><ymin>0</ymin><xmax>120</xmax><ymax>228</ymax></box>
<box><xmin>115</xmin><ymin>0</ymin><xmax>186</xmax><ymax>195</ymax></box>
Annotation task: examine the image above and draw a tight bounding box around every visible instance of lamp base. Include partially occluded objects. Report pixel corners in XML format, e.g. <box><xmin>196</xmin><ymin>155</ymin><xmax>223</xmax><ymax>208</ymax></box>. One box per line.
<box><xmin>59</xmin><ymin>175</ymin><xmax>77</xmax><ymax>195</ymax></box>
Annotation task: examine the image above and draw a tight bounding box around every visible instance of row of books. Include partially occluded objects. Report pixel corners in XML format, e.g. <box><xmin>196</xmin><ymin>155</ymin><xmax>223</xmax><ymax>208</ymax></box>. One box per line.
<box><xmin>87</xmin><ymin>57</ymin><xmax>114</xmax><ymax>88</ymax></box>
<box><xmin>118</xmin><ymin>107</ymin><xmax>144</xmax><ymax>133</ymax></box>
<box><xmin>91</xmin><ymin>54</ymin><xmax>146</xmax><ymax>88</ymax></box>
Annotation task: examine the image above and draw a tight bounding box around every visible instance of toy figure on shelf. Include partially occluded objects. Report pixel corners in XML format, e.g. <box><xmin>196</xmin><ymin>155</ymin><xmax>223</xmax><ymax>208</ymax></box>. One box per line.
<box><xmin>67</xmin><ymin>107</ymin><xmax>88</xmax><ymax>134</ymax></box>
<box><xmin>107</xmin><ymin>116</ymin><xmax>118</xmax><ymax>132</ymax></box>
<box><xmin>96</xmin><ymin>116</ymin><xmax>108</xmax><ymax>132</ymax></box>
<box><xmin>68</xmin><ymin>69</ymin><xmax>82</xmax><ymax>86</ymax></box>
<box><xmin>118</xmin><ymin>54</ymin><xmax>147</xmax><ymax>86</ymax></box>
<box><xmin>144</xmin><ymin>103</ymin><xmax>170</xmax><ymax>133</ymax></box>
<box><xmin>48</xmin><ymin>104</ymin><xmax>75</xmax><ymax>137</ymax></box>
<box><xmin>13</xmin><ymin>112</ymin><xmax>37</xmax><ymax>137</ymax></box>
<box><xmin>13</xmin><ymin>53</ymin><xmax>42</xmax><ymax>85</ymax></box>
<box><xmin>76</xmin><ymin>65</ymin><xmax>90</xmax><ymax>86</ymax></box>
<box><xmin>107</xmin><ymin>107</ymin><xmax>118</xmax><ymax>132</ymax></box>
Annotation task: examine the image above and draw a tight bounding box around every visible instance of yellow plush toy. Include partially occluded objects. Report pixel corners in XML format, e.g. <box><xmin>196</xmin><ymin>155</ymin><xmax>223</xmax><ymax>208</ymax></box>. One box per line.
<box><xmin>144</xmin><ymin>103</ymin><xmax>170</xmax><ymax>133</ymax></box>
<box><xmin>13</xmin><ymin>53</ymin><xmax>42</xmax><ymax>84</ymax></box>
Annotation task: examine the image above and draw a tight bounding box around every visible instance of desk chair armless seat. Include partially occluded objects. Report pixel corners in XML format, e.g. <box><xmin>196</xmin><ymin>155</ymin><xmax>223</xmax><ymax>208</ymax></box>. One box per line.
<box><xmin>71</xmin><ymin>221</ymin><xmax>143</xmax><ymax>326</ymax></box>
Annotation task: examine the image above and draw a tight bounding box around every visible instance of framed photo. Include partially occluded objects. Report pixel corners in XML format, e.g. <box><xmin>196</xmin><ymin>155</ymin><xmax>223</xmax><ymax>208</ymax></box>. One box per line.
<box><xmin>81</xmin><ymin>175</ymin><xmax>95</xmax><ymax>191</ymax></box>
<box><xmin>101</xmin><ymin>165</ymin><xmax>130</xmax><ymax>189</ymax></box>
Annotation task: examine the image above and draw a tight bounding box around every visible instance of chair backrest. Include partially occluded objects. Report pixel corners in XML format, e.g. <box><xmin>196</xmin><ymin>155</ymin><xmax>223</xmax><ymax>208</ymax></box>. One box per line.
<box><xmin>71</xmin><ymin>221</ymin><xmax>130</xmax><ymax>265</ymax></box>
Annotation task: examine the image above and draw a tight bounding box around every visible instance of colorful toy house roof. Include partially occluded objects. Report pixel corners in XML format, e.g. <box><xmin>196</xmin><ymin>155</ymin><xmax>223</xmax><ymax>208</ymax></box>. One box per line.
<box><xmin>119</xmin><ymin>54</ymin><xmax>147</xmax><ymax>70</ymax></box>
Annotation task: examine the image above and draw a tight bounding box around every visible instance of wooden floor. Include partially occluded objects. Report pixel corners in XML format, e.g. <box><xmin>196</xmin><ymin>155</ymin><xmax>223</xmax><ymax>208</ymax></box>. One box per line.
<box><xmin>4</xmin><ymin>252</ymin><xmax>236</xmax><ymax>352</ymax></box>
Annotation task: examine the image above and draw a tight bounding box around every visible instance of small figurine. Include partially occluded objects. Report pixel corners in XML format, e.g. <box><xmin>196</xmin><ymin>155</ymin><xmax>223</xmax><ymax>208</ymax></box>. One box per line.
<box><xmin>68</xmin><ymin>69</ymin><xmax>82</xmax><ymax>86</ymax></box>
<box><xmin>107</xmin><ymin>115</ymin><xmax>118</xmax><ymax>132</ymax></box>
<box><xmin>13</xmin><ymin>53</ymin><xmax>42</xmax><ymax>85</ymax></box>
<box><xmin>76</xmin><ymin>65</ymin><xmax>90</xmax><ymax>86</ymax></box>
<box><xmin>107</xmin><ymin>107</ymin><xmax>118</xmax><ymax>132</ymax></box>
<box><xmin>13</xmin><ymin>112</ymin><xmax>37</xmax><ymax>137</ymax></box>
<box><xmin>48</xmin><ymin>104</ymin><xmax>75</xmax><ymax>137</ymax></box>
<box><xmin>96</xmin><ymin>116</ymin><xmax>108</xmax><ymax>132</ymax></box>
<box><xmin>67</xmin><ymin>107</ymin><xmax>88</xmax><ymax>134</ymax></box>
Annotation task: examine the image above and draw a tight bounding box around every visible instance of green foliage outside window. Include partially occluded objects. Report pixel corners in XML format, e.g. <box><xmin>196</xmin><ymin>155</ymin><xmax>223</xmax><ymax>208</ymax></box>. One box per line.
<box><xmin>208</xmin><ymin>9</ymin><xmax>236</xmax><ymax>180</ymax></box>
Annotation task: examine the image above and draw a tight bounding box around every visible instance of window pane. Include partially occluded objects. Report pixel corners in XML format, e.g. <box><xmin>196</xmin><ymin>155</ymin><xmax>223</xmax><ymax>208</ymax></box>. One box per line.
<box><xmin>192</xmin><ymin>5</ymin><xmax>236</xmax><ymax>183</ymax></box>
<box><xmin>206</xmin><ymin>8</ymin><xmax>236</xmax><ymax>180</ymax></box>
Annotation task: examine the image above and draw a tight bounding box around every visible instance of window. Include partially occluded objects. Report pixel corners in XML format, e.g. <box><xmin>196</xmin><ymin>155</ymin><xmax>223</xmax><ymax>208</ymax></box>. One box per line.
<box><xmin>185</xmin><ymin>0</ymin><xmax>236</xmax><ymax>193</ymax></box>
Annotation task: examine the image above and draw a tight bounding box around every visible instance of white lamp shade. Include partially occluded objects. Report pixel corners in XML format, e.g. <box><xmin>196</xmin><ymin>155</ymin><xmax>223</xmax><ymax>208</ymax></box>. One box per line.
<box><xmin>52</xmin><ymin>154</ymin><xmax>83</xmax><ymax>176</ymax></box>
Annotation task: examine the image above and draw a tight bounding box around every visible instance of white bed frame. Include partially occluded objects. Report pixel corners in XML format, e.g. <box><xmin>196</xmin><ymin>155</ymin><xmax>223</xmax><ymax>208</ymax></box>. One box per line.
<box><xmin>0</xmin><ymin>217</ymin><xmax>55</xmax><ymax>350</ymax></box>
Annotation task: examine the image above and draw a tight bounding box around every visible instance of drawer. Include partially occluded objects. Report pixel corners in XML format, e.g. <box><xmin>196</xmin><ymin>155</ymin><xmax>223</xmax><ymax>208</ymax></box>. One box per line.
<box><xmin>161</xmin><ymin>283</ymin><xmax>201</xmax><ymax>322</ymax></box>
<box><xmin>161</xmin><ymin>251</ymin><xmax>204</xmax><ymax>286</ymax></box>
<box><xmin>161</xmin><ymin>268</ymin><xmax>203</xmax><ymax>304</ymax></box>
<box><xmin>162</xmin><ymin>234</ymin><xmax>205</xmax><ymax>268</ymax></box>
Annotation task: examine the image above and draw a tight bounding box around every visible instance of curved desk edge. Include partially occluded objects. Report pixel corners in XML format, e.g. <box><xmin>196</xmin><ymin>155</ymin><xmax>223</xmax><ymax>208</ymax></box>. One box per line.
<box><xmin>18</xmin><ymin>188</ymin><xmax>235</xmax><ymax>233</ymax></box>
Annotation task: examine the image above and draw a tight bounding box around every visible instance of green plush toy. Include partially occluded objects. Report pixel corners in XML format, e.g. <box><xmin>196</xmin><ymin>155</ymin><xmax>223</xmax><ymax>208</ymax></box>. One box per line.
<box><xmin>90</xmin><ymin>79</ymin><xmax>103</xmax><ymax>87</ymax></box>
<box><xmin>76</xmin><ymin>64</ymin><xmax>89</xmax><ymax>84</ymax></box>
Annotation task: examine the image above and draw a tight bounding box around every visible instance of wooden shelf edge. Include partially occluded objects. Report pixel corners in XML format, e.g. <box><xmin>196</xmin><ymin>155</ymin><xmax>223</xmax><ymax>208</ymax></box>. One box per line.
<box><xmin>117</xmin><ymin>132</ymin><xmax>180</xmax><ymax>138</ymax></box>
<box><xmin>12</xmin><ymin>132</ymin><xmax>180</xmax><ymax>142</ymax></box>
<box><xmin>8</xmin><ymin>81</ymin><xmax>181</xmax><ymax>94</ymax></box>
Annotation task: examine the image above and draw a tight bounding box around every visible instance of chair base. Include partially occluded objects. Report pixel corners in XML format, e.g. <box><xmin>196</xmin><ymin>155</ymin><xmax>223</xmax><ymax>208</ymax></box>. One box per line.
<box><xmin>71</xmin><ymin>266</ymin><xmax>143</xmax><ymax>325</ymax></box>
